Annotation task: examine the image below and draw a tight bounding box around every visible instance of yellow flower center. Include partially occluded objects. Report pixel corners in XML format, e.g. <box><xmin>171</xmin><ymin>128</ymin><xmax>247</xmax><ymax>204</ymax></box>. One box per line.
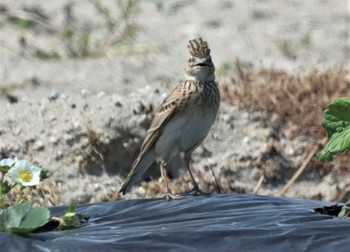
<box><xmin>18</xmin><ymin>170</ymin><xmax>33</xmax><ymax>182</ymax></box>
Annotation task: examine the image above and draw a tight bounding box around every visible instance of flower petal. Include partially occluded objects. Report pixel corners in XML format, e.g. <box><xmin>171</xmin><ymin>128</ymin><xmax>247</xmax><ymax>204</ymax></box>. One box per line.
<box><xmin>7</xmin><ymin>160</ymin><xmax>42</xmax><ymax>186</ymax></box>
<box><xmin>0</xmin><ymin>158</ymin><xmax>15</xmax><ymax>167</ymax></box>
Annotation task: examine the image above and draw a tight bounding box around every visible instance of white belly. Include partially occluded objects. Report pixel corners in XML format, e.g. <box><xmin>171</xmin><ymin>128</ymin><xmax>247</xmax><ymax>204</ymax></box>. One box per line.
<box><xmin>154</xmin><ymin>107</ymin><xmax>216</xmax><ymax>161</ymax></box>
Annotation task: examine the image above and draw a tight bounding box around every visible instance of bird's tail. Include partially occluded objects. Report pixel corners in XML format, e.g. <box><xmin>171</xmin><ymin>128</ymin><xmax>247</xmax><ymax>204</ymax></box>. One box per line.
<box><xmin>119</xmin><ymin>151</ymin><xmax>156</xmax><ymax>195</ymax></box>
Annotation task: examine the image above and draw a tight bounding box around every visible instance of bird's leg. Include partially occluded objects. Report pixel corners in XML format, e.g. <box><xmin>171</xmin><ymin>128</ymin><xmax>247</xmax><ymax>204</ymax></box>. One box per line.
<box><xmin>160</xmin><ymin>163</ymin><xmax>170</xmax><ymax>194</ymax></box>
<box><xmin>187</xmin><ymin>164</ymin><xmax>200</xmax><ymax>192</ymax></box>
<box><xmin>160</xmin><ymin>161</ymin><xmax>181</xmax><ymax>200</ymax></box>
<box><xmin>184</xmin><ymin>153</ymin><xmax>205</xmax><ymax>195</ymax></box>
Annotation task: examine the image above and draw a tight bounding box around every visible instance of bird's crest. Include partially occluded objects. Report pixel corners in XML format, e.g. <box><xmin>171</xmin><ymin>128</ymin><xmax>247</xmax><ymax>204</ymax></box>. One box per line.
<box><xmin>187</xmin><ymin>37</ymin><xmax>211</xmax><ymax>58</ymax></box>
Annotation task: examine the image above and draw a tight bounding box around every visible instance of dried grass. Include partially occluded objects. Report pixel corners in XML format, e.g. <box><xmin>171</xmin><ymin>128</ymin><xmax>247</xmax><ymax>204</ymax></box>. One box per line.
<box><xmin>220</xmin><ymin>60</ymin><xmax>350</xmax><ymax>196</ymax></box>
<box><xmin>221</xmin><ymin>59</ymin><xmax>350</xmax><ymax>142</ymax></box>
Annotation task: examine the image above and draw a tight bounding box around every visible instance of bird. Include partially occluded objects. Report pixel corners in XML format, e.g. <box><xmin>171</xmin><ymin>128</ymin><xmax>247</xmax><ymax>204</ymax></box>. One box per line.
<box><xmin>119</xmin><ymin>37</ymin><xmax>220</xmax><ymax>199</ymax></box>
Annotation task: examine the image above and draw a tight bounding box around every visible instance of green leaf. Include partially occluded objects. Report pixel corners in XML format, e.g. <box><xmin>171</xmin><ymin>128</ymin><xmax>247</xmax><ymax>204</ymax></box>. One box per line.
<box><xmin>0</xmin><ymin>201</ymin><xmax>50</xmax><ymax>233</ymax></box>
<box><xmin>65</xmin><ymin>203</ymin><xmax>77</xmax><ymax>214</ymax></box>
<box><xmin>318</xmin><ymin>127</ymin><xmax>350</xmax><ymax>162</ymax></box>
<box><xmin>39</xmin><ymin>167</ymin><xmax>51</xmax><ymax>181</ymax></box>
<box><xmin>56</xmin><ymin>203</ymin><xmax>86</xmax><ymax>230</ymax></box>
<box><xmin>0</xmin><ymin>180</ymin><xmax>12</xmax><ymax>194</ymax></box>
<box><xmin>0</xmin><ymin>166</ymin><xmax>11</xmax><ymax>173</ymax></box>
<box><xmin>0</xmin><ymin>158</ymin><xmax>15</xmax><ymax>173</ymax></box>
<box><xmin>319</xmin><ymin>98</ymin><xmax>350</xmax><ymax>162</ymax></box>
<box><xmin>338</xmin><ymin>200</ymin><xmax>350</xmax><ymax>219</ymax></box>
<box><xmin>14</xmin><ymin>206</ymin><xmax>50</xmax><ymax>232</ymax></box>
<box><xmin>4</xmin><ymin>201</ymin><xmax>32</xmax><ymax>229</ymax></box>
<box><xmin>0</xmin><ymin>209</ymin><xmax>6</xmax><ymax>230</ymax></box>
<box><xmin>322</xmin><ymin>98</ymin><xmax>350</xmax><ymax>136</ymax></box>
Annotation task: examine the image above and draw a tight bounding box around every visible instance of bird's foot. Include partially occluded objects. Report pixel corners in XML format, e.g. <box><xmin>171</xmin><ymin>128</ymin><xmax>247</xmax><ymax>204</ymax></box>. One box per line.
<box><xmin>174</xmin><ymin>185</ymin><xmax>208</xmax><ymax>197</ymax></box>
<box><xmin>159</xmin><ymin>192</ymin><xmax>182</xmax><ymax>201</ymax></box>
<box><xmin>185</xmin><ymin>185</ymin><xmax>208</xmax><ymax>196</ymax></box>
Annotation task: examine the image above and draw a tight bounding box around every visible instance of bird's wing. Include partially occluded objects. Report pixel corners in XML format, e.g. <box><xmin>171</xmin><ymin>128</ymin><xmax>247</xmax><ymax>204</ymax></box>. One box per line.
<box><xmin>140</xmin><ymin>84</ymin><xmax>181</xmax><ymax>155</ymax></box>
<box><xmin>140</xmin><ymin>80</ymin><xmax>200</xmax><ymax>155</ymax></box>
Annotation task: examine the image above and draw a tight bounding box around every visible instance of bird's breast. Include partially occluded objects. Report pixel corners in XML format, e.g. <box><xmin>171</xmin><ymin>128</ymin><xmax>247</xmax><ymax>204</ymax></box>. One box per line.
<box><xmin>154</xmin><ymin>106</ymin><xmax>217</xmax><ymax>161</ymax></box>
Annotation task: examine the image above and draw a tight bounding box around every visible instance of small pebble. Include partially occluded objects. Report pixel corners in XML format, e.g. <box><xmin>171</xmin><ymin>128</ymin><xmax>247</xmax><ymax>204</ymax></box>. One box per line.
<box><xmin>34</xmin><ymin>140</ymin><xmax>45</xmax><ymax>151</ymax></box>
<box><xmin>55</xmin><ymin>151</ymin><xmax>63</xmax><ymax>161</ymax></box>
<box><xmin>48</xmin><ymin>90</ymin><xmax>60</xmax><ymax>101</ymax></box>
<box><xmin>111</xmin><ymin>95</ymin><xmax>122</xmax><ymax>107</ymax></box>
<box><xmin>80</xmin><ymin>89</ymin><xmax>89</xmax><ymax>97</ymax></box>
<box><xmin>242</xmin><ymin>136</ymin><xmax>250</xmax><ymax>144</ymax></box>
<box><xmin>97</xmin><ymin>92</ymin><xmax>105</xmax><ymax>98</ymax></box>
<box><xmin>49</xmin><ymin>136</ymin><xmax>59</xmax><ymax>145</ymax></box>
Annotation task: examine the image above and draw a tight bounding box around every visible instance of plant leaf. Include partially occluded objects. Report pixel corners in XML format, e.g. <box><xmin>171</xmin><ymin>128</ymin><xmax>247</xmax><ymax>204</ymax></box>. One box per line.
<box><xmin>56</xmin><ymin>203</ymin><xmax>86</xmax><ymax>230</ymax></box>
<box><xmin>0</xmin><ymin>166</ymin><xmax>11</xmax><ymax>173</ymax></box>
<box><xmin>67</xmin><ymin>203</ymin><xmax>77</xmax><ymax>213</ymax></box>
<box><xmin>318</xmin><ymin>127</ymin><xmax>350</xmax><ymax>162</ymax></box>
<box><xmin>13</xmin><ymin>206</ymin><xmax>51</xmax><ymax>232</ymax></box>
<box><xmin>0</xmin><ymin>201</ymin><xmax>50</xmax><ymax>233</ymax></box>
<box><xmin>338</xmin><ymin>200</ymin><xmax>350</xmax><ymax>219</ymax></box>
<box><xmin>0</xmin><ymin>158</ymin><xmax>15</xmax><ymax>173</ymax></box>
<box><xmin>4</xmin><ymin>201</ymin><xmax>32</xmax><ymax>229</ymax></box>
<box><xmin>39</xmin><ymin>167</ymin><xmax>51</xmax><ymax>181</ymax></box>
<box><xmin>322</xmin><ymin>97</ymin><xmax>350</xmax><ymax>136</ymax></box>
<box><xmin>0</xmin><ymin>209</ymin><xmax>6</xmax><ymax>230</ymax></box>
<box><xmin>0</xmin><ymin>180</ymin><xmax>12</xmax><ymax>194</ymax></box>
<box><xmin>319</xmin><ymin>98</ymin><xmax>350</xmax><ymax>162</ymax></box>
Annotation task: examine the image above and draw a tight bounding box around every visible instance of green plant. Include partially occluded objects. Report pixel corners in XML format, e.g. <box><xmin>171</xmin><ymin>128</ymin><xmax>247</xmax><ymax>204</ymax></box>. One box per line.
<box><xmin>318</xmin><ymin>98</ymin><xmax>350</xmax><ymax>162</ymax></box>
<box><xmin>0</xmin><ymin>158</ymin><xmax>49</xmax><ymax>206</ymax></box>
<box><xmin>91</xmin><ymin>0</ymin><xmax>115</xmax><ymax>31</ymax></box>
<box><xmin>300</xmin><ymin>33</ymin><xmax>311</xmax><ymax>46</ymax></box>
<box><xmin>34</xmin><ymin>49</ymin><xmax>61</xmax><ymax>60</ymax></box>
<box><xmin>0</xmin><ymin>201</ymin><xmax>50</xmax><ymax>233</ymax></box>
<box><xmin>15</xmin><ymin>17</ymin><xmax>30</xmax><ymax>30</ymax></box>
<box><xmin>53</xmin><ymin>203</ymin><xmax>86</xmax><ymax>230</ymax></box>
<box><xmin>60</xmin><ymin>0</ymin><xmax>139</xmax><ymax>57</ymax></box>
<box><xmin>277</xmin><ymin>39</ymin><xmax>295</xmax><ymax>58</ymax></box>
<box><xmin>116</xmin><ymin>0</ymin><xmax>139</xmax><ymax>37</ymax></box>
<box><xmin>0</xmin><ymin>158</ymin><xmax>51</xmax><ymax>232</ymax></box>
<box><xmin>0</xmin><ymin>158</ymin><xmax>86</xmax><ymax>232</ymax></box>
<box><xmin>338</xmin><ymin>200</ymin><xmax>350</xmax><ymax>219</ymax></box>
<box><xmin>91</xmin><ymin>0</ymin><xmax>139</xmax><ymax>46</ymax></box>
<box><xmin>3</xmin><ymin>1</ymin><xmax>139</xmax><ymax>59</ymax></box>
<box><xmin>60</xmin><ymin>3</ymin><xmax>92</xmax><ymax>58</ymax></box>
<box><xmin>18</xmin><ymin>34</ymin><xmax>26</xmax><ymax>47</ymax></box>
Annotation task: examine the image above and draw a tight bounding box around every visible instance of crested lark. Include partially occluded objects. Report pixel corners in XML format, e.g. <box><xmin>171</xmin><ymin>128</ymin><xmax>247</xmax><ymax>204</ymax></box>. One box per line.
<box><xmin>119</xmin><ymin>38</ymin><xmax>220</xmax><ymax>199</ymax></box>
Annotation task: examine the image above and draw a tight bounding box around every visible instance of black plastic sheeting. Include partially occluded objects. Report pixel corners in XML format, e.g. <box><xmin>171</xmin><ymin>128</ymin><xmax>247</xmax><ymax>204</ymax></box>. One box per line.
<box><xmin>1</xmin><ymin>194</ymin><xmax>349</xmax><ymax>252</ymax></box>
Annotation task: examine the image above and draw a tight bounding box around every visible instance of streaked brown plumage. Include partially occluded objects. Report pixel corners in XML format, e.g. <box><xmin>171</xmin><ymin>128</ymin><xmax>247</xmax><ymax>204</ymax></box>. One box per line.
<box><xmin>119</xmin><ymin>38</ymin><xmax>220</xmax><ymax>199</ymax></box>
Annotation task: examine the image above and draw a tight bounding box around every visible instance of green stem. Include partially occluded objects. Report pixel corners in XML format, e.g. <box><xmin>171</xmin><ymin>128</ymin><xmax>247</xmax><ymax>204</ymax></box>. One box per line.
<box><xmin>16</xmin><ymin>186</ymin><xmax>24</xmax><ymax>204</ymax></box>
<box><xmin>0</xmin><ymin>172</ymin><xmax>4</xmax><ymax>208</ymax></box>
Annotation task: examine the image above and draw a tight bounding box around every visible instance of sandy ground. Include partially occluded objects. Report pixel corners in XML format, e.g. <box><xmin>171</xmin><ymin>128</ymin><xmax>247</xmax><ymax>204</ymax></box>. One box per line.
<box><xmin>0</xmin><ymin>0</ymin><xmax>349</xmax><ymax>205</ymax></box>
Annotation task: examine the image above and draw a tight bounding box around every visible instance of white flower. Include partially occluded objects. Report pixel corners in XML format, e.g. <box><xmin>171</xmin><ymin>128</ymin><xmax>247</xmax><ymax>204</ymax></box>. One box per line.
<box><xmin>0</xmin><ymin>158</ymin><xmax>15</xmax><ymax>167</ymax></box>
<box><xmin>7</xmin><ymin>159</ymin><xmax>41</xmax><ymax>186</ymax></box>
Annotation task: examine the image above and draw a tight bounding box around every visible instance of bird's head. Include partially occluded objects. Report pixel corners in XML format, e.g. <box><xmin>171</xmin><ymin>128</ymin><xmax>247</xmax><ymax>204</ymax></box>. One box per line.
<box><xmin>184</xmin><ymin>38</ymin><xmax>215</xmax><ymax>82</ymax></box>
